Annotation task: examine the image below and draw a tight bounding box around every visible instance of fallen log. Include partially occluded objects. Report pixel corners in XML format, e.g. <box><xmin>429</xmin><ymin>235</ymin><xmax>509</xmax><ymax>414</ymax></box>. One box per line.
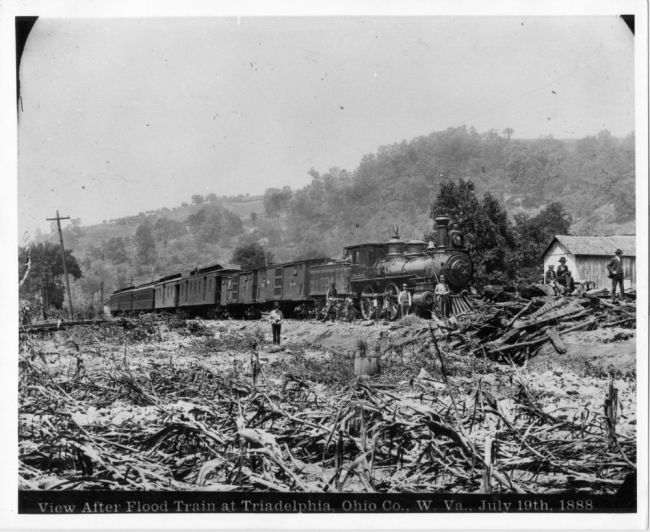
<box><xmin>505</xmin><ymin>301</ymin><xmax>533</xmax><ymax>328</ymax></box>
<box><xmin>513</xmin><ymin>304</ymin><xmax>588</xmax><ymax>330</ymax></box>
<box><xmin>545</xmin><ymin>328</ymin><xmax>567</xmax><ymax>354</ymax></box>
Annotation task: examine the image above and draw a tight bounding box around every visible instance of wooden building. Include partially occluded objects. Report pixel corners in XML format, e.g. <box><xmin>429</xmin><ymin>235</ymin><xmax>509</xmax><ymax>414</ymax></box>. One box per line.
<box><xmin>541</xmin><ymin>235</ymin><xmax>636</xmax><ymax>289</ymax></box>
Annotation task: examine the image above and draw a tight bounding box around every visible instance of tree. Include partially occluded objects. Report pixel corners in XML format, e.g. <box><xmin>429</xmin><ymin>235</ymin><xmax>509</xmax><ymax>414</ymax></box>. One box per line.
<box><xmin>513</xmin><ymin>202</ymin><xmax>572</xmax><ymax>281</ymax></box>
<box><xmin>430</xmin><ymin>179</ymin><xmax>516</xmax><ymax>283</ymax></box>
<box><xmin>206</xmin><ymin>193</ymin><xmax>218</xmax><ymax>203</ymax></box>
<box><xmin>134</xmin><ymin>221</ymin><xmax>156</xmax><ymax>264</ymax></box>
<box><xmin>18</xmin><ymin>242</ymin><xmax>82</xmax><ymax>318</ymax></box>
<box><xmin>153</xmin><ymin>218</ymin><xmax>186</xmax><ymax>244</ymax></box>
<box><xmin>103</xmin><ymin>237</ymin><xmax>129</xmax><ymax>264</ymax></box>
<box><xmin>222</xmin><ymin>209</ymin><xmax>244</xmax><ymax>236</ymax></box>
<box><xmin>263</xmin><ymin>186</ymin><xmax>292</xmax><ymax>217</ymax></box>
<box><xmin>197</xmin><ymin>211</ymin><xmax>223</xmax><ymax>243</ymax></box>
<box><xmin>231</xmin><ymin>242</ymin><xmax>272</xmax><ymax>270</ymax></box>
<box><xmin>192</xmin><ymin>194</ymin><xmax>205</xmax><ymax>205</ymax></box>
<box><xmin>187</xmin><ymin>207</ymin><xmax>223</xmax><ymax>243</ymax></box>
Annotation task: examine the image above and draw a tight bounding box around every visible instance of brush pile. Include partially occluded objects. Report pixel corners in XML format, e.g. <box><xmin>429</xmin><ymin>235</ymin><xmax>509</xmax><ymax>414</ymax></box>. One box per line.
<box><xmin>429</xmin><ymin>293</ymin><xmax>637</xmax><ymax>365</ymax></box>
<box><xmin>19</xmin><ymin>314</ymin><xmax>635</xmax><ymax>493</ymax></box>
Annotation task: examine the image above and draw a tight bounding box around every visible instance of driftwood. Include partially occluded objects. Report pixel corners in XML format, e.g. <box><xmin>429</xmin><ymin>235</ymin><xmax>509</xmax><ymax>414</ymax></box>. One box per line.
<box><xmin>545</xmin><ymin>328</ymin><xmax>567</xmax><ymax>354</ymax></box>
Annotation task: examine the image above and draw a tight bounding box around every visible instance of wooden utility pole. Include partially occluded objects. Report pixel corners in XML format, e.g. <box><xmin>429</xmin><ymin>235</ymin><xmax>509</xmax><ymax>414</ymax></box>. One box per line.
<box><xmin>46</xmin><ymin>211</ymin><xmax>74</xmax><ymax>319</ymax></box>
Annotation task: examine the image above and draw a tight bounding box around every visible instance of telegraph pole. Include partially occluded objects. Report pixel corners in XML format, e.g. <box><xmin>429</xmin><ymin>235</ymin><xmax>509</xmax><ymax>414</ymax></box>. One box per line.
<box><xmin>46</xmin><ymin>211</ymin><xmax>74</xmax><ymax>319</ymax></box>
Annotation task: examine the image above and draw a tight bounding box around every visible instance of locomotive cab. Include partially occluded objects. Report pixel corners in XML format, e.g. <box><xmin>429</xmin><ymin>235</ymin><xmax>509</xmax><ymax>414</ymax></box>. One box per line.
<box><xmin>343</xmin><ymin>243</ymin><xmax>387</xmax><ymax>267</ymax></box>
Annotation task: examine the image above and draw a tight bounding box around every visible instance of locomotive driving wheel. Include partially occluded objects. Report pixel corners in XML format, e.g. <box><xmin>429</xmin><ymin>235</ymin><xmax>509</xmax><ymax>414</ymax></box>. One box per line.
<box><xmin>381</xmin><ymin>282</ymin><xmax>400</xmax><ymax>321</ymax></box>
<box><xmin>359</xmin><ymin>285</ymin><xmax>377</xmax><ymax>320</ymax></box>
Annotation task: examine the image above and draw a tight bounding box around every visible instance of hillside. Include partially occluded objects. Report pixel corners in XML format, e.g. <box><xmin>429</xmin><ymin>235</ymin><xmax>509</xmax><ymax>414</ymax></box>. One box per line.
<box><xmin>30</xmin><ymin>126</ymin><xmax>635</xmax><ymax>314</ymax></box>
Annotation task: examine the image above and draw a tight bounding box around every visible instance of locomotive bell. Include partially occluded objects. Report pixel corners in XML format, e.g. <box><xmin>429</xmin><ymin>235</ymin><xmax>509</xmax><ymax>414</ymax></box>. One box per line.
<box><xmin>434</xmin><ymin>216</ymin><xmax>451</xmax><ymax>248</ymax></box>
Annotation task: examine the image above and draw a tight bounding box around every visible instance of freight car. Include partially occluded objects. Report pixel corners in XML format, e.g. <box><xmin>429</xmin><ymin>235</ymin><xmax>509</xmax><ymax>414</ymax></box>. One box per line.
<box><xmin>220</xmin><ymin>258</ymin><xmax>330</xmax><ymax>317</ymax></box>
<box><xmin>109</xmin><ymin>216</ymin><xmax>472</xmax><ymax>319</ymax></box>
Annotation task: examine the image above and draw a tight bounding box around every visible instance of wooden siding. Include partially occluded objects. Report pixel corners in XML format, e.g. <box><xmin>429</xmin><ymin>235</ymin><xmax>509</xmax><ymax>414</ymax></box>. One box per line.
<box><xmin>308</xmin><ymin>264</ymin><xmax>353</xmax><ymax>296</ymax></box>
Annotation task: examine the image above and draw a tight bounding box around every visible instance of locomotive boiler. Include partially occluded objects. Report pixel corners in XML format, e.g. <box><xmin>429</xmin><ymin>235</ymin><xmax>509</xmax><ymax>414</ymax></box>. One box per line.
<box><xmin>349</xmin><ymin>216</ymin><xmax>472</xmax><ymax>319</ymax></box>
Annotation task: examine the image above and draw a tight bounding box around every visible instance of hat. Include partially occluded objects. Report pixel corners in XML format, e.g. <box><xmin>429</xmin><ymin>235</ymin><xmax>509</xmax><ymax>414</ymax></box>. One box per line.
<box><xmin>615</xmin><ymin>248</ymin><xmax>623</xmax><ymax>255</ymax></box>
<box><xmin>559</xmin><ymin>257</ymin><xmax>566</xmax><ymax>263</ymax></box>
<box><xmin>548</xmin><ymin>264</ymin><xmax>555</xmax><ymax>268</ymax></box>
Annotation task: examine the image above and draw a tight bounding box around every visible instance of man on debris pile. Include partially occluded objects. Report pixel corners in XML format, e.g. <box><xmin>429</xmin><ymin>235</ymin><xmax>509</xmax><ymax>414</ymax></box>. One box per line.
<box><xmin>556</xmin><ymin>257</ymin><xmax>575</xmax><ymax>294</ymax></box>
<box><xmin>545</xmin><ymin>264</ymin><xmax>557</xmax><ymax>284</ymax></box>
<box><xmin>607</xmin><ymin>248</ymin><xmax>626</xmax><ymax>303</ymax></box>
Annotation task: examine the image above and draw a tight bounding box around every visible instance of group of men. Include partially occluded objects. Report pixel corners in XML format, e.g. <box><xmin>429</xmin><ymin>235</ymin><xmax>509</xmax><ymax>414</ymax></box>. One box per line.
<box><xmin>545</xmin><ymin>248</ymin><xmax>627</xmax><ymax>302</ymax></box>
<box><xmin>321</xmin><ymin>284</ymin><xmax>356</xmax><ymax>322</ymax></box>
<box><xmin>544</xmin><ymin>256</ymin><xmax>575</xmax><ymax>294</ymax></box>
<box><xmin>399</xmin><ymin>276</ymin><xmax>452</xmax><ymax>318</ymax></box>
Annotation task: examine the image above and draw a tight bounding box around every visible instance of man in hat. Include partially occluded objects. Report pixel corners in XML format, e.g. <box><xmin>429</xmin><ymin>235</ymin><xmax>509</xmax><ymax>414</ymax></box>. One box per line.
<box><xmin>397</xmin><ymin>283</ymin><xmax>412</xmax><ymax>318</ymax></box>
<box><xmin>269</xmin><ymin>302</ymin><xmax>283</xmax><ymax>345</ymax></box>
<box><xmin>607</xmin><ymin>249</ymin><xmax>626</xmax><ymax>303</ymax></box>
<box><xmin>556</xmin><ymin>257</ymin><xmax>574</xmax><ymax>294</ymax></box>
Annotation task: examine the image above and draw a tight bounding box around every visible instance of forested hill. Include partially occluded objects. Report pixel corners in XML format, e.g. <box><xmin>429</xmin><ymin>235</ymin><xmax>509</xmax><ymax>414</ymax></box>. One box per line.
<box><xmin>29</xmin><ymin>126</ymin><xmax>635</xmax><ymax>312</ymax></box>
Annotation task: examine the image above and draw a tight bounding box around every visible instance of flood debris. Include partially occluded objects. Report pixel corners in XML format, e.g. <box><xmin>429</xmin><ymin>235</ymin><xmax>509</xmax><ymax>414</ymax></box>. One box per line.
<box><xmin>455</xmin><ymin>293</ymin><xmax>637</xmax><ymax>364</ymax></box>
<box><xmin>18</xmin><ymin>300</ymin><xmax>635</xmax><ymax>493</ymax></box>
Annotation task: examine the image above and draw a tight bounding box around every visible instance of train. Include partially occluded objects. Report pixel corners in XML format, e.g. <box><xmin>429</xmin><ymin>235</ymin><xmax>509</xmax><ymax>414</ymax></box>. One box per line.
<box><xmin>109</xmin><ymin>216</ymin><xmax>473</xmax><ymax>319</ymax></box>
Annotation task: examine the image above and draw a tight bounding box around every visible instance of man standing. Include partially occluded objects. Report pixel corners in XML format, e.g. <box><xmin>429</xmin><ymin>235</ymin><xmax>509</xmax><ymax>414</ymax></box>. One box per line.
<box><xmin>398</xmin><ymin>283</ymin><xmax>411</xmax><ymax>318</ymax></box>
<box><xmin>322</xmin><ymin>283</ymin><xmax>338</xmax><ymax>322</ymax></box>
<box><xmin>607</xmin><ymin>248</ymin><xmax>626</xmax><ymax>303</ymax></box>
<box><xmin>269</xmin><ymin>302</ymin><xmax>283</xmax><ymax>345</ymax></box>
<box><xmin>434</xmin><ymin>274</ymin><xmax>451</xmax><ymax>317</ymax></box>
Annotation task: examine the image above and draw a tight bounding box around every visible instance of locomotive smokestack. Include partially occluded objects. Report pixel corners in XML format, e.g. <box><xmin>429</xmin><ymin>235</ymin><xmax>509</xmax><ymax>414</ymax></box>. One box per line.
<box><xmin>434</xmin><ymin>216</ymin><xmax>451</xmax><ymax>248</ymax></box>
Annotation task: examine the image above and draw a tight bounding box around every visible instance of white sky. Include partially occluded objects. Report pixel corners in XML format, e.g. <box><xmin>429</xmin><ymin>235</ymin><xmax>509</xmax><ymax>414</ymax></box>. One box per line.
<box><xmin>18</xmin><ymin>16</ymin><xmax>634</xmax><ymax>235</ymax></box>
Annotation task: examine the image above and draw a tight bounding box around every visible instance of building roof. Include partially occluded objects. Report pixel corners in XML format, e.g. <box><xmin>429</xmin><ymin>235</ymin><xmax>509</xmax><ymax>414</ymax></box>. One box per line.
<box><xmin>543</xmin><ymin>235</ymin><xmax>636</xmax><ymax>258</ymax></box>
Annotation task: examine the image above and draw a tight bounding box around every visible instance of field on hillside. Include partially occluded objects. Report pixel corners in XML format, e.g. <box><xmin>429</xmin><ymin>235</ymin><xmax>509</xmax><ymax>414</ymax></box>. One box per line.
<box><xmin>19</xmin><ymin>309</ymin><xmax>636</xmax><ymax>494</ymax></box>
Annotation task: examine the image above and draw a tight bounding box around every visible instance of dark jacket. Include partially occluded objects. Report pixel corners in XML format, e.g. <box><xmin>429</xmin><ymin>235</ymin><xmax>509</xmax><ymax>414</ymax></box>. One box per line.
<box><xmin>557</xmin><ymin>264</ymin><xmax>569</xmax><ymax>277</ymax></box>
<box><xmin>607</xmin><ymin>256</ymin><xmax>624</xmax><ymax>276</ymax></box>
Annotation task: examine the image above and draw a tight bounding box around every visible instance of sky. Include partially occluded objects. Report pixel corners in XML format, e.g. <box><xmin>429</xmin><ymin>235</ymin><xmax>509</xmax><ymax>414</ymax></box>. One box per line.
<box><xmin>17</xmin><ymin>16</ymin><xmax>635</xmax><ymax>236</ymax></box>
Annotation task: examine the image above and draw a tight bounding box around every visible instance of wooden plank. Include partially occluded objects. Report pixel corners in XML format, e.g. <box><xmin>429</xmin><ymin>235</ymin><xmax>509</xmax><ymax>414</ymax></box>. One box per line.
<box><xmin>513</xmin><ymin>303</ymin><xmax>585</xmax><ymax>330</ymax></box>
<box><xmin>545</xmin><ymin>328</ymin><xmax>567</xmax><ymax>354</ymax></box>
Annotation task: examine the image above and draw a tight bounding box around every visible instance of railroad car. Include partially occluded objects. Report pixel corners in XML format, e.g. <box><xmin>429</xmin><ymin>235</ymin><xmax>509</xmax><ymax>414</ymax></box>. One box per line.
<box><xmin>176</xmin><ymin>263</ymin><xmax>241</xmax><ymax>318</ymax></box>
<box><xmin>220</xmin><ymin>258</ymin><xmax>329</xmax><ymax>317</ymax></box>
<box><xmin>109</xmin><ymin>286</ymin><xmax>135</xmax><ymax>314</ymax></box>
<box><xmin>154</xmin><ymin>273</ymin><xmax>182</xmax><ymax>312</ymax></box>
<box><xmin>131</xmin><ymin>282</ymin><xmax>156</xmax><ymax>312</ymax></box>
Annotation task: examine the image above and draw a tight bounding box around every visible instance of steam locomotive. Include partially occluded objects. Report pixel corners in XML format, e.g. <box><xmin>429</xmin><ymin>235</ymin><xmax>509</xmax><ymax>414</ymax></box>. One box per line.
<box><xmin>109</xmin><ymin>216</ymin><xmax>472</xmax><ymax>319</ymax></box>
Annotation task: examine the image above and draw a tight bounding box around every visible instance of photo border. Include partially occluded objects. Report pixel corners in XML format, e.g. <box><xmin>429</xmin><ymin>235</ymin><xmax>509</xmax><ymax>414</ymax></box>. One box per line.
<box><xmin>1</xmin><ymin>0</ymin><xmax>647</xmax><ymax>529</ymax></box>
